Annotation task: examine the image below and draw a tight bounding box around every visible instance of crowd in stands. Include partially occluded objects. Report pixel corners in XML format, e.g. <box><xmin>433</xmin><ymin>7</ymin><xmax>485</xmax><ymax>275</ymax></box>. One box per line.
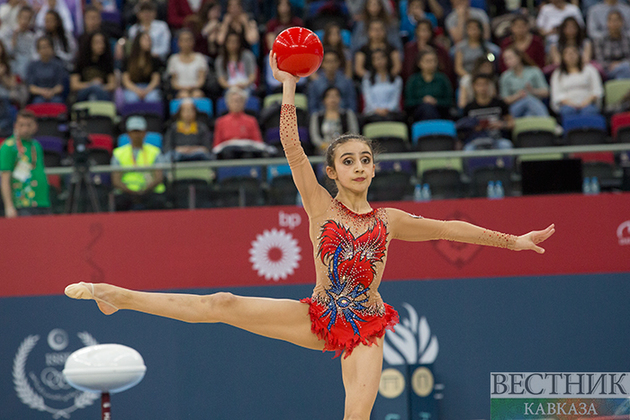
<box><xmin>0</xmin><ymin>0</ymin><xmax>629</xmax><ymax>214</ymax></box>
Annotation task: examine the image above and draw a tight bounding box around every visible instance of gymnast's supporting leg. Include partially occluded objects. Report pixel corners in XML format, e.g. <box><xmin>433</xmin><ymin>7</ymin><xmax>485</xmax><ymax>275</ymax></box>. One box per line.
<box><xmin>65</xmin><ymin>282</ymin><xmax>324</xmax><ymax>351</ymax></box>
<box><xmin>340</xmin><ymin>338</ymin><xmax>384</xmax><ymax>420</ymax></box>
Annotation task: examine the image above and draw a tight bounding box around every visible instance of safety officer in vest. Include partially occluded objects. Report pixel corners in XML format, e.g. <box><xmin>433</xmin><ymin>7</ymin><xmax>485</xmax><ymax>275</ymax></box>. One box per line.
<box><xmin>111</xmin><ymin>116</ymin><xmax>166</xmax><ymax>211</ymax></box>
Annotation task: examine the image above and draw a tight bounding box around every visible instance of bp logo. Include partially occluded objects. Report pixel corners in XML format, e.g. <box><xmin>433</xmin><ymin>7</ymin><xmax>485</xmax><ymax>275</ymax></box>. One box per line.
<box><xmin>13</xmin><ymin>329</ymin><xmax>100</xmax><ymax>418</ymax></box>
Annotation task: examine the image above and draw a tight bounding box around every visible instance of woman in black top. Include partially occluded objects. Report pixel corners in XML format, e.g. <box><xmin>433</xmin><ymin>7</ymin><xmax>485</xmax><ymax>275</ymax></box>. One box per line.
<box><xmin>164</xmin><ymin>99</ymin><xmax>213</xmax><ymax>161</ymax></box>
<box><xmin>354</xmin><ymin>19</ymin><xmax>401</xmax><ymax>79</ymax></box>
<box><xmin>70</xmin><ymin>32</ymin><xmax>116</xmax><ymax>102</ymax></box>
<box><xmin>122</xmin><ymin>32</ymin><xmax>163</xmax><ymax>103</ymax></box>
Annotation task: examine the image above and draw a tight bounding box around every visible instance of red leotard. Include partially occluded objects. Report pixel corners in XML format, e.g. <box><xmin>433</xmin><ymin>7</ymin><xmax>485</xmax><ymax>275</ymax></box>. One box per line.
<box><xmin>279</xmin><ymin>104</ymin><xmax>517</xmax><ymax>358</ymax></box>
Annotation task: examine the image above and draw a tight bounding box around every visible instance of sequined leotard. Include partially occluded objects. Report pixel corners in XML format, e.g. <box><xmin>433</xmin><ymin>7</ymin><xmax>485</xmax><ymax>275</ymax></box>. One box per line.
<box><xmin>279</xmin><ymin>103</ymin><xmax>517</xmax><ymax>358</ymax></box>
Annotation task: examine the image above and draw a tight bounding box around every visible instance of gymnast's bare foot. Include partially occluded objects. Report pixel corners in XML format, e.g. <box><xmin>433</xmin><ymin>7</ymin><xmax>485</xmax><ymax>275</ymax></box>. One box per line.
<box><xmin>64</xmin><ymin>282</ymin><xmax>119</xmax><ymax>315</ymax></box>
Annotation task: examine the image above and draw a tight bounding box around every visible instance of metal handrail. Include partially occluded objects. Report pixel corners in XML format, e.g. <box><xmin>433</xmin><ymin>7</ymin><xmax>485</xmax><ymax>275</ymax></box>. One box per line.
<box><xmin>44</xmin><ymin>143</ymin><xmax>630</xmax><ymax>175</ymax></box>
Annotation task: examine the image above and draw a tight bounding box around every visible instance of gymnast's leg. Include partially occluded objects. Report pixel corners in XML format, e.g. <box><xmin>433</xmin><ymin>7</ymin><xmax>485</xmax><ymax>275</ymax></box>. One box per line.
<box><xmin>65</xmin><ymin>282</ymin><xmax>324</xmax><ymax>351</ymax></box>
<box><xmin>340</xmin><ymin>338</ymin><xmax>384</xmax><ymax>420</ymax></box>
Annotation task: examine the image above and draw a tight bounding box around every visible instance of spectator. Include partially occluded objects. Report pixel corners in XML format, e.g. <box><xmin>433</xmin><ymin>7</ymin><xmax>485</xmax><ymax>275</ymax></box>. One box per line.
<box><xmin>216</xmin><ymin>0</ymin><xmax>259</xmax><ymax>48</ymax></box>
<box><xmin>215</xmin><ymin>32</ymin><xmax>257</xmax><ymax>93</ymax></box>
<box><xmin>122</xmin><ymin>32</ymin><xmax>163</xmax><ymax>104</ymax></box>
<box><xmin>307</xmin><ymin>50</ymin><xmax>357</xmax><ymax>113</ymax></box>
<box><xmin>128</xmin><ymin>2</ymin><xmax>171</xmax><ymax>61</ymax></box>
<box><xmin>354</xmin><ymin>19</ymin><xmax>402</xmax><ymax>79</ymax></box>
<box><xmin>499</xmin><ymin>14</ymin><xmax>546</xmax><ymax>72</ymax></box>
<box><xmin>111</xmin><ymin>115</ymin><xmax>167</xmax><ymax>211</ymax></box>
<box><xmin>70</xmin><ymin>31</ymin><xmax>116</xmax><ymax>102</ymax></box>
<box><xmin>78</xmin><ymin>5</ymin><xmax>122</xmax><ymax>47</ymax></box>
<box><xmin>351</xmin><ymin>0</ymin><xmax>403</xmax><ymax>54</ymax></box>
<box><xmin>36</xmin><ymin>9</ymin><xmax>77</xmax><ymax>70</ymax></box>
<box><xmin>1</xmin><ymin>6</ymin><xmax>35</xmax><ymax>79</ymax></box>
<box><xmin>164</xmin><ymin>99</ymin><xmax>213</xmax><ymax>161</ymax></box>
<box><xmin>536</xmin><ymin>0</ymin><xmax>584</xmax><ymax>47</ymax></box>
<box><xmin>0</xmin><ymin>39</ymin><xmax>21</xmax><ymax>109</ymax></box>
<box><xmin>26</xmin><ymin>36</ymin><xmax>67</xmax><ymax>103</ymax></box>
<box><xmin>588</xmin><ymin>0</ymin><xmax>630</xmax><ymax>39</ymax></box>
<box><xmin>213</xmin><ymin>86</ymin><xmax>262</xmax><ymax>148</ymax></box>
<box><xmin>405</xmin><ymin>48</ymin><xmax>453</xmax><ymax>121</ymax></box>
<box><xmin>264</xmin><ymin>0</ymin><xmax>303</xmax><ymax>54</ymax></box>
<box><xmin>458</xmin><ymin>56</ymin><xmax>496</xmax><ymax>108</ymax></box>
<box><xmin>550</xmin><ymin>45</ymin><xmax>603</xmax><ymax>121</ymax></box>
<box><xmin>168</xmin><ymin>0</ymin><xmax>211</xmax><ymax>30</ymax></box>
<box><xmin>35</xmin><ymin>0</ymin><xmax>75</xmax><ymax>34</ymax></box>
<box><xmin>499</xmin><ymin>47</ymin><xmax>549</xmax><ymax>117</ymax></box>
<box><xmin>167</xmin><ymin>29</ymin><xmax>209</xmax><ymax>98</ymax></box>
<box><xmin>400</xmin><ymin>0</ymin><xmax>438</xmax><ymax>40</ymax></box>
<box><xmin>309</xmin><ymin>86</ymin><xmax>360</xmax><ymax>154</ymax></box>
<box><xmin>403</xmin><ymin>18</ymin><xmax>453</xmax><ymax>82</ymax></box>
<box><xmin>594</xmin><ymin>10</ymin><xmax>630</xmax><ymax>79</ymax></box>
<box><xmin>321</xmin><ymin>22</ymin><xmax>353</xmax><ymax>78</ymax></box>
<box><xmin>0</xmin><ymin>0</ymin><xmax>24</xmax><ymax>32</ymax></box>
<box><xmin>201</xmin><ymin>1</ymin><xmax>222</xmax><ymax>57</ymax></box>
<box><xmin>0</xmin><ymin>110</ymin><xmax>51</xmax><ymax>218</ymax></box>
<box><xmin>446</xmin><ymin>0</ymin><xmax>491</xmax><ymax>44</ymax></box>
<box><xmin>454</xmin><ymin>19</ymin><xmax>500</xmax><ymax>78</ymax></box>
<box><xmin>361</xmin><ymin>49</ymin><xmax>404</xmax><ymax>123</ymax></box>
<box><xmin>460</xmin><ymin>73</ymin><xmax>514</xmax><ymax>151</ymax></box>
<box><xmin>123</xmin><ymin>0</ymin><xmax>168</xmax><ymax>28</ymax></box>
<box><xmin>550</xmin><ymin>16</ymin><xmax>592</xmax><ymax>66</ymax></box>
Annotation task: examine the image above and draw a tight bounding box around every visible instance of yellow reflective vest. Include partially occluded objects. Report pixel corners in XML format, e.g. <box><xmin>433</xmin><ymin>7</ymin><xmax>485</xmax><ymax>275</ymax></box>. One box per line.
<box><xmin>112</xmin><ymin>144</ymin><xmax>165</xmax><ymax>193</ymax></box>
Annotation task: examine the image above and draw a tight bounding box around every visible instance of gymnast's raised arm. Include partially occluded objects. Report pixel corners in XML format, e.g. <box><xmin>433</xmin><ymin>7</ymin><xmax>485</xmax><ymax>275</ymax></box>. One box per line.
<box><xmin>387</xmin><ymin>208</ymin><xmax>555</xmax><ymax>254</ymax></box>
<box><xmin>269</xmin><ymin>52</ymin><xmax>331</xmax><ymax>217</ymax></box>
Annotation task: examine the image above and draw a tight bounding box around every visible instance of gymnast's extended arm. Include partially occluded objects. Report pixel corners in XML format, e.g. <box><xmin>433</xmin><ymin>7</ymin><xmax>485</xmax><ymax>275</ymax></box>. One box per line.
<box><xmin>387</xmin><ymin>208</ymin><xmax>555</xmax><ymax>253</ymax></box>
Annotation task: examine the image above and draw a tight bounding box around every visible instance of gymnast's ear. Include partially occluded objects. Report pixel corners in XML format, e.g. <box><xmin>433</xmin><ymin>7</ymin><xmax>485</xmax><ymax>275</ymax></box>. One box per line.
<box><xmin>326</xmin><ymin>165</ymin><xmax>338</xmax><ymax>180</ymax></box>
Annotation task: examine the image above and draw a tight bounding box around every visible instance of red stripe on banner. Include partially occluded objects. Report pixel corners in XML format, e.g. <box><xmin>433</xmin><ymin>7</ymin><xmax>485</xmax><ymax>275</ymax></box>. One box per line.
<box><xmin>0</xmin><ymin>193</ymin><xmax>629</xmax><ymax>298</ymax></box>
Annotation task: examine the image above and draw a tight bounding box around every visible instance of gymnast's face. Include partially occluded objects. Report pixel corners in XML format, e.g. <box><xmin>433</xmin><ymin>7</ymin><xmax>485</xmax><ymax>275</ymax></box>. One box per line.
<box><xmin>326</xmin><ymin>140</ymin><xmax>375</xmax><ymax>193</ymax></box>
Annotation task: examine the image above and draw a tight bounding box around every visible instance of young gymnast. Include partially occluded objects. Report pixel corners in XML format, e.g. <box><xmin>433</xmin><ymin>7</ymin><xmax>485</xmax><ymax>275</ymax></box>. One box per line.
<box><xmin>65</xmin><ymin>53</ymin><xmax>555</xmax><ymax>420</ymax></box>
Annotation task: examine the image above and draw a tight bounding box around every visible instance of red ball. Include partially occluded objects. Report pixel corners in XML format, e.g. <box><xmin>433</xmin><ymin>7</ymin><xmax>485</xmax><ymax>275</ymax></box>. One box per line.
<box><xmin>272</xmin><ymin>27</ymin><xmax>324</xmax><ymax>78</ymax></box>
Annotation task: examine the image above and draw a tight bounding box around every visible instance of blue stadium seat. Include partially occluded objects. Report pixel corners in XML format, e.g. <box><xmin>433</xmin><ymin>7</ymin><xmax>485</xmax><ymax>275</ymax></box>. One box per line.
<box><xmin>267</xmin><ymin>164</ymin><xmax>292</xmax><ymax>182</ymax></box>
<box><xmin>169</xmin><ymin>98</ymin><xmax>213</xmax><ymax>118</ymax></box>
<box><xmin>562</xmin><ymin>114</ymin><xmax>607</xmax><ymax>145</ymax></box>
<box><xmin>215</xmin><ymin>166</ymin><xmax>263</xmax><ymax>182</ymax></box>
<box><xmin>411</xmin><ymin>120</ymin><xmax>457</xmax><ymax>150</ymax></box>
<box><xmin>117</xmin><ymin>132</ymin><xmax>163</xmax><ymax>149</ymax></box>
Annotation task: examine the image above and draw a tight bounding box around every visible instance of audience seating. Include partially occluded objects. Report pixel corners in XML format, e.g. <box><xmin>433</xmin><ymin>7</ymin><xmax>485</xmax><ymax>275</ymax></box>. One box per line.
<box><xmin>512</xmin><ymin>116</ymin><xmax>558</xmax><ymax>148</ymax></box>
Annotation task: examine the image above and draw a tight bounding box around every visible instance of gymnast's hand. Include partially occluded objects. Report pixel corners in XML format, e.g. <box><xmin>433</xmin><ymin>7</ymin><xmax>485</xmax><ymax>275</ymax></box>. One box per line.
<box><xmin>513</xmin><ymin>224</ymin><xmax>555</xmax><ymax>254</ymax></box>
<box><xmin>269</xmin><ymin>52</ymin><xmax>300</xmax><ymax>84</ymax></box>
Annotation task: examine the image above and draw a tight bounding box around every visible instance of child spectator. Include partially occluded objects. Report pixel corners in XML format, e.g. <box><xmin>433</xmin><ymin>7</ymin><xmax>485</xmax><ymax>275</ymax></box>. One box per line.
<box><xmin>308</xmin><ymin>50</ymin><xmax>357</xmax><ymax>113</ymax></box>
<box><xmin>594</xmin><ymin>10</ymin><xmax>630</xmax><ymax>79</ymax></box>
<box><xmin>26</xmin><ymin>36</ymin><xmax>68</xmax><ymax>103</ymax></box>
<box><xmin>405</xmin><ymin>48</ymin><xmax>453</xmax><ymax>121</ymax></box>
<box><xmin>128</xmin><ymin>2</ymin><xmax>171</xmax><ymax>61</ymax></box>
<box><xmin>361</xmin><ymin>49</ymin><xmax>404</xmax><ymax>123</ymax></box>
<box><xmin>122</xmin><ymin>32</ymin><xmax>163</xmax><ymax>104</ymax></box>
<box><xmin>454</xmin><ymin>18</ymin><xmax>500</xmax><ymax>79</ymax></box>
<box><xmin>499</xmin><ymin>47</ymin><xmax>549</xmax><ymax>117</ymax></box>
<box><xmin>36</xmin><ymin>9</ymin><xmax>76</xmax><ymax>70</ymax></box>
<box><xmin>1</xmin><ymin>6</ymin><xmax>35</xmax><ymax>79</ymax></box>
<box><xmin>354</xmin><ymin>19</ymin><xmax>402</xmax><ymax>79</ymax></box>
<box><xmin>215</xmin><ymin>32</ymin><xmax>257</xmax><ymax>93</ymax></box>
<box><xmin>70</xmin><ymin>32</ymin><xmax>116</xmax><ymax>102</ymax></box>
<box><xmin>351</xmin><ymin>0</ymin><xmax>402</xmax><ymax>55</ymax></box>
<box><xmin>550</xmin><ymin>45</ymin><xmax>603</xmax><ymax>121</ymax></box>
<box><xmin>403</xmin><ymin>18</ymin><xmax>453</xmax><ymax>82</ymax></box>
<box><xmin>499</xmin><ymin>14</ymin><xmax>545</xmax><ymax>72</ymax></box>
<box><xmin>167</xmin><ymin>29</ymin><xmax>209</xmax><ymax>98</ymax></box>
<box><xmin>549</xmin><ymin>17</ymin><xmax>592</xmax><ymax>67</ymax></box>
<box><xmin>164</xmin><ymin>99</ymin><xmax>213</xmax><ymax>161</ymax></box>
<box><xmin>309</xmin><ymin>86</ymin><xmax>360</xmax><ymax>154</ymax></box>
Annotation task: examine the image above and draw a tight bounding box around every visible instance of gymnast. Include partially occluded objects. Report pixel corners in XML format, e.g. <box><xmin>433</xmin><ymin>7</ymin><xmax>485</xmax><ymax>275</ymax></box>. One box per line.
<box><xmin>65</xmin><ymin>52</ymin><xmax>555</xmax><ymax>420</ymax></box>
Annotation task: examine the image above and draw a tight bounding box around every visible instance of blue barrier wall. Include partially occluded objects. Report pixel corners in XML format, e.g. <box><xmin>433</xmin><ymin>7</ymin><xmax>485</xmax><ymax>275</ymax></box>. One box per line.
<box><xmin>2</xmin><ymin>272</ymin><xmax>629</xmax><ymax>420</ymax></box>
